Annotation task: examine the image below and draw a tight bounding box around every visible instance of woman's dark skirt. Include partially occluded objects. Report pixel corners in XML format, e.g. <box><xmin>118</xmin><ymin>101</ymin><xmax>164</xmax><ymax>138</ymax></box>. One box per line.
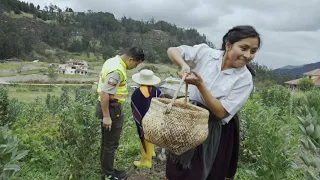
<box><xmin>166</xmin><ymin>114</ymin><xmax>240</xmax><ymax>180</ymax></box>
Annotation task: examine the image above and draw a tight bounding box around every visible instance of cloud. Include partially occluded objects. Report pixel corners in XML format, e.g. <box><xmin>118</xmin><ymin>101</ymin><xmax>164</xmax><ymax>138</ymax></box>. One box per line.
<box><xmin>24</xmin><ymin>0</ymin><xmax>320</xmax><ymax>69</ymax></box>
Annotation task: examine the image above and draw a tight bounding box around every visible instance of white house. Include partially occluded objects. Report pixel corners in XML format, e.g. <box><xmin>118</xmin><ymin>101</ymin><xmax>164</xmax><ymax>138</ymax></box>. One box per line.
<box><xmin>58</xmin><ymin>60</ymin><xmax>88</xmax><ymax>75</ymax></box>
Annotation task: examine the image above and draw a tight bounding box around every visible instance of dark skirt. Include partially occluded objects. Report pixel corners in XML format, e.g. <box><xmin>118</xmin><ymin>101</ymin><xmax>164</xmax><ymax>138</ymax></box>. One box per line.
<box><xmin>166</xmin><ymin>115</ymin><xmax>240</xmax><ymax>180</ymax></box>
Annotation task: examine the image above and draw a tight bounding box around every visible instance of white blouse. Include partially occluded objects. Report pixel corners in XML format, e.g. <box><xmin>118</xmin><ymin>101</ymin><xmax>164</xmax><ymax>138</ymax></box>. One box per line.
<box><xmin>178</xmin><ymin>43</ymin><xmax>253</xmax><ymax>125</ymax></box>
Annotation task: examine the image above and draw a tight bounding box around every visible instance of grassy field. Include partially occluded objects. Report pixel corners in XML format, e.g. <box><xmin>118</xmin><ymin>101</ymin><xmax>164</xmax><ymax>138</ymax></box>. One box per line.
<box><xmin>0</xmin><ymin>62</ymin><xmax>47</xmax><ymax>71</ymax></box>
<box><xmin>7</xmin><ymin>86</ymin><xmax>61</xmax><ymax>102</ymax></box>
<box><xmin>0</xmin><ymin>63</ymin><xmax>22</xmax><ymax>71</ymax></box>
<box><xmin>5</xmin><ymin>11</ymin><xmax>34</xmax><ymax>19</ymax></box>
<box><xmin>73</xmin><ymin>52</ymin><xmax>102</xmax><ymax>61</ymax></box>
<box><xmin>57</xmin><ymin>74</ymin><xmax>97</xmax><ymax>79</ymax></box>
<box><xmin>6</xmin><ymin>85</ymin><xmax>68</xmax><ymax>102</ymax></box>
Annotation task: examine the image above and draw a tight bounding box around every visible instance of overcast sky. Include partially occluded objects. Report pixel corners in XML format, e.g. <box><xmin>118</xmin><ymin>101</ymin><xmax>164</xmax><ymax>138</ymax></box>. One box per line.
<box><xmin>24</xmin><ymin>0</ymin><xmax>320</xmax><ymax>69</ymax></box>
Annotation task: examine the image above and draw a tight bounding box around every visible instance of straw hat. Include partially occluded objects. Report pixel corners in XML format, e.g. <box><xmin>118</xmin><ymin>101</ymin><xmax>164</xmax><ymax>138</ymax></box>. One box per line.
<box><xmin>132</xmin><ymin>69</ymin><xmax>161</xmax><ymax>85</ymax></box>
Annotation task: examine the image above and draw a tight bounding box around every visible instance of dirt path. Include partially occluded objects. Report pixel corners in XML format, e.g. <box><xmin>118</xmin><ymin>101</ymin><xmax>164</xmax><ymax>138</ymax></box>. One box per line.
<box><xmin>127</xmin><ymin>146</ymin><xmax>167</xmax><ymax>180</ymax></box>
<box><xmin>127</xmin><ymin>158</ymin><xmax>167</xmax><ymax>180</ymax></box>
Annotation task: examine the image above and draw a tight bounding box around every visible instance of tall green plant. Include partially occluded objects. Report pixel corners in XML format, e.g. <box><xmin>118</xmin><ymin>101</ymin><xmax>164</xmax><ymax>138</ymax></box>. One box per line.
<box><xmin>239</xmin><ymin>94</ymin><xmax>299</xmax><ymax>179</ymax></box>
<box><xmin>296</xmin><ymin>104</ymin><xmax>320</xmax><ymax>179</ymax></box>
<box><xmin>298</xmin><ymin>78</ymin><xmax>315</xmax><ymax>92</ymax></box>
<box><xmin>259</xmin><ymin>86</ymin><xmax>291</xmax><ymax>115</ymax></box>
<box><xmin>0</xmin><ymin>88</ymin><xmax>9</xmax><ymax>126</ymax></box>
<box><xmin>74</xmin><ymin>87</ymin><xmax>96</xmax><ymax>106</ymax></box>
<box><xmin>11</xmin><ymin>101</ymin><xmax>60</xmax><ymax>171</ymax></box>
<box><xmin>305</xmin><ymin>90</ymin><xmax>320</xmax><ymax>113</ymax></box>
<box><xmin>58</xmin><ymin>102</ymin><xmax>99</xmax><ymax>179</ymax></box>
<box><xmin>0</xmin><ymin>126</ymin><xmax>29</xmax><ymax>179</ymax></box>
<box><xmin>60</xmin><ymin>86</ymin><xmax>71</xmax><ymax>108</ymax></box>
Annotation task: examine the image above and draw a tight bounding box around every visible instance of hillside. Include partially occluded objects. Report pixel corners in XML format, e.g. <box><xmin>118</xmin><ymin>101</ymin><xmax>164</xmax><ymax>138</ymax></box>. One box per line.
<box><xmin>274</xmin><ymin>62</ymin><xmax>320</xmax><ymax>78</ymax></box>
<box><xmin>0</xmin><ymin>0</ymin><xmax>213</xmax><ymax>64</ymax></box>
<box><xmin>0</xmin><ymin>0</ymin><xmax>296</xmax><ymax>86</ymax></box>
<box><xmin>277</xmin><ymin>65</ymin><xmax>304</xmax><ymax>70</ymax></box>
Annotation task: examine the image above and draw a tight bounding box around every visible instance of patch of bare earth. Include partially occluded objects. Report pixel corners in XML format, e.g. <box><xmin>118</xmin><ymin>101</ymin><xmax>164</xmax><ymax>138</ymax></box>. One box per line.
<box><xmin>127</xmin><ymin>147</ymin><xmax>167</xmax><ymax>180</ymax></box>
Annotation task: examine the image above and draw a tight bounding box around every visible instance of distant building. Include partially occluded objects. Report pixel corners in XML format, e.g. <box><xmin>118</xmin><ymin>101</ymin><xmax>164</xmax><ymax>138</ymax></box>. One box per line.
<box><xmin>58</xmin><ymin>60</ymin><xmax>88</xmax><ymax>75</ymax></box>
<box><xmin>284</xmin><ymin>69</ymin><xmax>320</xmax><ymax>91</ymax></box>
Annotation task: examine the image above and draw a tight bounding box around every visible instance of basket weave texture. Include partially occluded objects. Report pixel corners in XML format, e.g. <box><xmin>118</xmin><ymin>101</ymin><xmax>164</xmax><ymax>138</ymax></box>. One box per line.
<box><xmin>142</xmin><ymin>97</ymin><xmax>209</xmax><ymax>155</ymax></box>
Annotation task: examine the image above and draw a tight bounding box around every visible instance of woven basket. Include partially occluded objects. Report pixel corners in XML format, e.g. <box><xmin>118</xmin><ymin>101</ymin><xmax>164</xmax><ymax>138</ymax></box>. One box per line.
<box><xmin>142</xmin><ymin>73</ymin><xmax>209</xmax><ymax>155</ymax></box>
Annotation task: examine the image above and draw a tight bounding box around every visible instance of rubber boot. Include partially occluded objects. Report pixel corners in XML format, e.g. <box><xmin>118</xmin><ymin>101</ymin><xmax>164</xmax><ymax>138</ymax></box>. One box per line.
<box><xmin>133</xmin><ymin>140</ymin><xmax>154</xmax><ymax>168</ymax></box>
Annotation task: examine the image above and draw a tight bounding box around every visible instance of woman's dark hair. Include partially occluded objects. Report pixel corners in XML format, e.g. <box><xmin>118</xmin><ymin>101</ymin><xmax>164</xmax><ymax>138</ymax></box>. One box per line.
<box><xmin>125</xmin><ymin>47</ymin><xmax>145</xmax><ymax>61</ymax></box>
<box><xmin>221</xmin><ymin>25</ymin><xmax>261</xmax><ymax>76</ymax></box>
<box><xmin>221</xmin><ymin>25</ymin><xmax>261</xmax><ymax>50</ymax></box>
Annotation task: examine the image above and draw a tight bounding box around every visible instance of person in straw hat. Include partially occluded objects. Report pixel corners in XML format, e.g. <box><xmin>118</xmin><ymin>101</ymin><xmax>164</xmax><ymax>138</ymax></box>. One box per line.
<box><xmin>165</xmin><ymin>25</ymin><xmax>261</xmax><ymax>180</ymax></box>
<box><xmin>130</xmin><ymin>69</ymin><xmax>164</xmax><ymax>168</ymax></box>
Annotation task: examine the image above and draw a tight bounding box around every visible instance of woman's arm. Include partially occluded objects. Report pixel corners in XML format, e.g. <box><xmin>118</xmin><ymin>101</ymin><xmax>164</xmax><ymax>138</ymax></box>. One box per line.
<box><xmin>167</xmin><ymin>47</ymin><xmax>190</xmax><ymax>73</ymax></box>
<box><xmin>183</xmin><ymin>71</ymin><xmax>228</xmax><ymax>119</ymax></box>
<box><xmin>184</xmin><ymin>71</ymin><xmax>253</xmax><ymax>122</ymax></box>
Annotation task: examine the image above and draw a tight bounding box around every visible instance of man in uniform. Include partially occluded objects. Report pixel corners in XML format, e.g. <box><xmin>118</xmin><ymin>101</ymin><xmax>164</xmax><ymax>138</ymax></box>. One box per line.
<box><xmin>96</xmin><ymin>47</ymin><xmax>145</xmax><ymax>180</ymax></box>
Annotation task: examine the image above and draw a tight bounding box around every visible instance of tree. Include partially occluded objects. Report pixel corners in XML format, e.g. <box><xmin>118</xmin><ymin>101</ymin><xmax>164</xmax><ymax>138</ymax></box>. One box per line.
<box><xmin>44</xmin><ymin>5</ymin><xmax>48</xmax><ymax>12</ymax></box>
<box><xmin>102</xmin><ymin>45</ymin><xmax>115</xmax><ymax>60</ymax></box>
<box><xmin>49</xmin><ymin>4</ymin><xmax>55</xmax><ymax>13</ymax></box>
<box><xmin>47</xmin><ymin>64</ymin><xmax>58</xmax><ymax>82</ymax></box>
<box><xmin>298</xmin><ymin>78</ymin><xmax>315</xmax><ymax>91</ymax></box>
<box><xmin>0</xmin><ymin>88</ymin><xmax>9</xmax><ymax>125</ymax></box>
<box><xmin>37</xmin><ymin>5</ymin><xmax>40</xmax><ymax>10</ymax></box>
<box><xmin>29</xmin><ymin>3</ymin><xmax>35</xmax><ymax>13</ymax></box>
<box><xmin>68</xmin><ymin>39</ymin><xmax>83</xmax><ymax>52</ymax></box>
<box><xmin>14</xmin><ymin>7</ymin><xmax>21</xmax><ymax>14</ymax></box>
<box><xmin>16</xmin><ymin>62</ymin><xmax>24</xmax><ymax>74</ymax></box>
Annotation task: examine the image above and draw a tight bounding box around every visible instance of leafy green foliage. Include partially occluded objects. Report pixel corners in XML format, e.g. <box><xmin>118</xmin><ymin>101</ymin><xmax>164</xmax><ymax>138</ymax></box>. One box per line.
<box><xmin>298</xmin><ymin>78</ymin><xmax>315</xmax><ymax>91</ymax></box>
<box><xmin>47</xmin><ymin>64</ymin><xmax>58</xmax><ymax>82</ymax></box>
<box><xmin>0</xmin><ymin>14</ymin><xmax>35</xmax><ymax>60</ymax></box>
<box><xmin>2</xmin><ymin>82</ymin><xmax>312</xmax><ymax>179</ymax></box>
<box><xmin>139</xmin><ymin>64</ymin><xmax>159</xmax><ymax>74</ymax></box>
<box><xmin>238</xmin><ymin>93</ymin><xmax>299</xmax><ymax>179</ymax></box>
<box><xmin>12</xmin><ymin>102</ymin><xmax>60</xmax><ymax>170</ymax></box>
<box><xmin>0</xmin><ymin>88</ymin><xmax>9</xmax><ymax>126</ymax></box>
<box><xmin>0</xmin><ymin>2</ymin><xmax>209</xmax><ymax>63</ymax></box>
<box><xmin>259</xmin><ymin>86</ymin><xmax>291</xmax><ymax>115</ymax></box>
<box><xmin>60</xmin><ymin>86</ymin><xmax>71</xmax><ymax>108</ymax></box>
<box><xmin>296</xmin><ymin>104</ymin><xmax>320</xmax><ymax>179</ymax></box>
<box><xmin>0</xmin><ymin>125</ymin><xmax>29</xmax><ymax>179</ymax></box>
<box><xmin>58</xmin><ymin>102</ymin><xmax>100</xmax><ymax>179</ymax></box>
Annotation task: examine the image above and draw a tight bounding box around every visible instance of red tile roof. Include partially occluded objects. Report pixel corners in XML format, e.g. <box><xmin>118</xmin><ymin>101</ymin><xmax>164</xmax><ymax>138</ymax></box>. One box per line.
<box><xmin>304</xmin><ymin>69</ymin><xmax>320</xmax><ymax>76</ymax></box>
<box><xmin>285</xmin><ymin>78</ymin><xmax>302</xmax><ymax>85</ymax></box>
<box><xmin>285</xmin><ymin>77</ymin><xmax>320</xmax><ymax>86</ymax></box>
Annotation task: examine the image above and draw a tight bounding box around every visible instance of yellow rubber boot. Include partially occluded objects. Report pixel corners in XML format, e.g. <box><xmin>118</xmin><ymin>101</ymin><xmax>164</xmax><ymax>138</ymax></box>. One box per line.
<box><xmin>133</xmin><ymin>141</ymin><xmax>154</xmax><ymax>168</ymax></box>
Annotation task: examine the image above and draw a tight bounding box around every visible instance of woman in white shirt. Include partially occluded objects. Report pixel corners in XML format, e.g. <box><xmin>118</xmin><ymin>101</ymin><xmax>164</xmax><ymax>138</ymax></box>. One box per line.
<box><xmin>166</xmin><ymin>25</ymin><xmax>261</xmax><ymax>180</ymax></box>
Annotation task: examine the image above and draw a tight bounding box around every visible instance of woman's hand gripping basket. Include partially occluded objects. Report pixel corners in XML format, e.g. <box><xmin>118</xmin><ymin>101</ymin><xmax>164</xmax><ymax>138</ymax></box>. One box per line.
<box><xmin>142</xmin><ymin>73</ymin><xmax>209</xmax><ymax>155</ymax></box>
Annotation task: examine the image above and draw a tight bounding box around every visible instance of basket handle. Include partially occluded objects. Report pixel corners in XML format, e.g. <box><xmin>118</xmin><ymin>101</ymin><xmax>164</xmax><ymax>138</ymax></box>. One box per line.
<box><xmin>165</xmin><ymin>73</ymin><xmax>189</xmax><ymax>114</ymax></box>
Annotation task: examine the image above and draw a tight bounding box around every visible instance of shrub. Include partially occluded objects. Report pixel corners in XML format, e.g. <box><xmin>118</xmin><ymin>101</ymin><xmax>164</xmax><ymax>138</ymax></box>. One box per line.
<box><xmin>259</xmin><ymin>86</ymin><xmax>291</xmax><ymax>115</ymax></box>
<box><xmin>298</xmin><ymin>78</ymin><xmax>314</xmax><ymax>91</ymax></box>
<box><xmin>0</xmin><ymin>125</ymin><xmax>28</xmax><ymax>179</ymax></box>
<box><xmin>0</xmin><ymin>88</ymin><xmax>9</xmax><ymax>126</ymax></box>
<box><xmin>239</xmin><ymin>93</ymin><xmax>299</xmax><ymax>179</ymax></box>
